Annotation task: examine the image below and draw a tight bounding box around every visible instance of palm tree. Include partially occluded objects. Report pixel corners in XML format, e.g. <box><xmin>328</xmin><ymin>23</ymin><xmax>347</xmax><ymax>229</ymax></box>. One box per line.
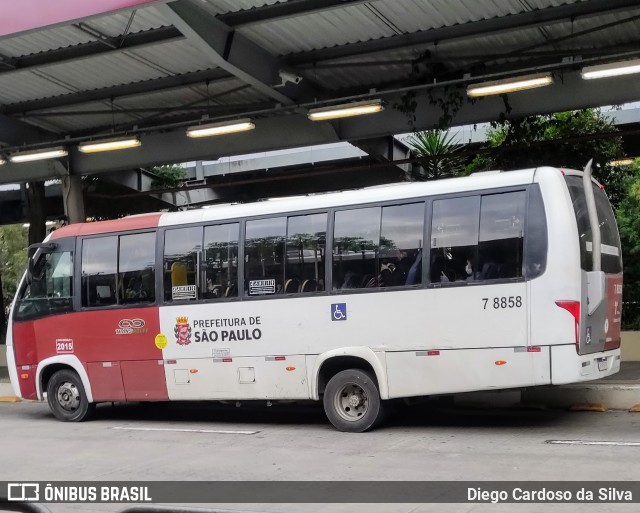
<box><xmin>405</xmin><ymin>129</ymin><xmax>465</xmax><ymax>181</ymax></box>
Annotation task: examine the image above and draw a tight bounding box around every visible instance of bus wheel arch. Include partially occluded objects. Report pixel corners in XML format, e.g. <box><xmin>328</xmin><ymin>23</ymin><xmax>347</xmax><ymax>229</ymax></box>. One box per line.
<box><xmin>313</xmin><ymin>349</ymin><xmax>388</xmax><ymax>400</ymax></box>
<box><xmin>36</xmin><ymin>355</ymin><xmax>94</xmax><ymax>403</ymax></box>
<box><xmin>317</xmin><ymin>356</ymin><xmax>374</xmax><ymax>396</ymax></box>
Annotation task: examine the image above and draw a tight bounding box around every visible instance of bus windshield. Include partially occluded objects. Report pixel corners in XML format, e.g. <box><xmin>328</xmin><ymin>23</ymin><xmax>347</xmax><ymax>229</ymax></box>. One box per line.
<box><xmin>564</xmin><ymin>175</ymin><xmax>622</xmax><ymax>274</ymax></box>
<box><xmin>14</xmin><ymin>250</ymin><xmax>74</xmax><ymax>322</ymax></box>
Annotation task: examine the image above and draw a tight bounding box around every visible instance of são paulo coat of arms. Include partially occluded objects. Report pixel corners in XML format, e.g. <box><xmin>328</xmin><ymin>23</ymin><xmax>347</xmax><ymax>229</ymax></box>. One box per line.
<box><xmin>174</xmin><ymin>316</ymin><xmax>192</xmax><ymax>345</ymax></box>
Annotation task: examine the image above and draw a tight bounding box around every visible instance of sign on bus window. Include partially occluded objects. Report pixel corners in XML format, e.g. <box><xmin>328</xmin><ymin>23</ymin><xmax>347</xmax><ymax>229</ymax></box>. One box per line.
<box><xmin>245</xmin><ymin>217</ymin><xmax>286</xmax><ymax>296</ymax></box>
<box><xmin>164</xmin><ymin>227</ymin><xmax>202</xmax><ymax>302</ymax></box>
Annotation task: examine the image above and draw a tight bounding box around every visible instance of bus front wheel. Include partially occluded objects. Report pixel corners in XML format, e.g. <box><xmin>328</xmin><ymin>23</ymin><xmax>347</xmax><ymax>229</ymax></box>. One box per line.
<box><xmin>46</xmin><ymin>369</ymin><xmax>95</xmax><ymax>422</ymax></box>
<box><xmin>323</xmin><ymin>369</ymin><xmax>386</xmax><ymax>432</ymax></box>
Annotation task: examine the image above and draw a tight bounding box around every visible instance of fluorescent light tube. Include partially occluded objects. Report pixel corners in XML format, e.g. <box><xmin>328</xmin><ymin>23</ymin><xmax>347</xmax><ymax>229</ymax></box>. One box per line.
<box><xmin>308</xmin><ymin>100</ymin><xmax>383</xmax><ymax>121</ymax></box>
<box><xmin>186</xmin><ymin>119</ymin><xmax>255</xmax><ymax>138</ymax></box>
<box><xmin>9</xmin><ymin>147</ymin><xmax>68</xmax><ymax>163</ymax></box>
<box><xmin>582</xmin><ymin>59</ymin><xmax>640</xmax><ymax>80</ymax></box>
<box><xmin>78</xmin><ymin>137</ymin><xmax>141</xmax><ymax>153</ymax></box>
<box><xmin>467</xmin><ymin>73</ymin><xmax>553</xmax><ymax>97</ymax></box>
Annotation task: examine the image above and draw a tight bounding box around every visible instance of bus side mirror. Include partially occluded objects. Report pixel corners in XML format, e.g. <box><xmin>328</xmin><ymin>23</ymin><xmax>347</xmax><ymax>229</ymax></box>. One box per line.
<box><xmin>586</xmin><ymin>270</ymin><xmax>605</xmax><ymax>315</ymax></box>
<box><xmin>25</xmin><ymin>242</ymin><xmax>56</xmax><ymax>286</ymax></box>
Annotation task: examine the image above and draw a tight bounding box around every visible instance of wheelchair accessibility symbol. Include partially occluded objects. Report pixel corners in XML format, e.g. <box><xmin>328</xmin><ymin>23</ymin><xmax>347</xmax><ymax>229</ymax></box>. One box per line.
<box><xmin>331</xmin><ymin>303</ymin><xmax>347</xmax><ymax>321</ymax></box>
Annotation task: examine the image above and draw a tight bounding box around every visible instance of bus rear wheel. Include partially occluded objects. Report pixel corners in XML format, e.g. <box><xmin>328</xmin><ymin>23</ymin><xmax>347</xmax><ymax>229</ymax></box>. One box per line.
<box><xmin>47</xmin><ymin>369</ymin><xmax>94</xmax><ymax>422</ymax></box>
<box><xmin>323</xmin><ymin>369</ymin><xmax>386</xmax><ymax>432</ymax></box>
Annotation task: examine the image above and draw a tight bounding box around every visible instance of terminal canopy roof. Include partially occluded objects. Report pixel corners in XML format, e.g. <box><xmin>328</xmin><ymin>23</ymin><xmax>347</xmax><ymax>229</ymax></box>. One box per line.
<box><xmin>1</xmin><ymin>0</ymin><xmax>640</xmax><ymax>181</ymax></box>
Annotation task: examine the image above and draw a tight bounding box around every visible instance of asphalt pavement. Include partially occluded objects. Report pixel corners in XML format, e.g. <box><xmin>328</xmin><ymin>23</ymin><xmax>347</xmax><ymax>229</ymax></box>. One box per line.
<box><xmin>2</xmin><ymin>398</ymin><xmax>640</xmax><ymax>513</ymax></box>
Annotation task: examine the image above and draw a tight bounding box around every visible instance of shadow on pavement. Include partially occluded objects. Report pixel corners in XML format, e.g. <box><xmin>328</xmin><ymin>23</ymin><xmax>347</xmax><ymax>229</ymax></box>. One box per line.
<box><xmin>77</xmin><ymin>398</ymin><xmax>571</xmax><ymax>431</ymax></box>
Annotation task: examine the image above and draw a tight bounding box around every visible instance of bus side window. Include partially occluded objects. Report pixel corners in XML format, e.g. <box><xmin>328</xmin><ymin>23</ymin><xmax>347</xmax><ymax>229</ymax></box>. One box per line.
<box><xmin>332</xmin><ymin>207</ymin><xmax>381</xmax><ymax>291</ymax></box>
<box><xmin>430</xmin><ymin>196</ymin><xmax>480</xmax><ymax>283</ymax></box>
<box><xmin>82</xmin><ymin>236</ymin><xmax>118</xmax><ymax>307</ymax></box>
<box><xmin>245</xmin><ymin>217</ymin><xmax>286</xmax><ymax>297</ymax></box>
<box><xmin>164</xmin><ymin>227</ymin><xmax>203</xmax><ymax>302</ymax></box>
<box><xmin>525</xmin><ymin>185</ymin><xmax>548</xmax><ymax>279</ymax></box>
<box><xmin>118</xmin><ymin>232</ymin><xmax>155</xmax><ymax>304</ymax></box>
<box><xmin>380</xmin><ymin>203</ymin><xmax>424</xmax><ymax>287</ymax></box>
<box><xmin>204</xmin><ymin>223</ymin><xmax>239</xmax><ymax>299</ymax></box>
<box><xmin>286</xmin><ymin>213</ymin><xmax>327</xmax><ymax>293</ymax></box>
<box><xmin>478</xmin><ymin>192</ymin><xmax>526</xmax><ymax>280</ymax></box>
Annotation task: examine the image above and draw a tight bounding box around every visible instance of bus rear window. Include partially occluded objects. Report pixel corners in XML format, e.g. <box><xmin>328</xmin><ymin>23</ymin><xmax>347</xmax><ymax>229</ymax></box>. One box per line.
<box><xmin>564</xmin><ymin>175</ymin><xmax>622</xmax><ymax>274</ymax></box>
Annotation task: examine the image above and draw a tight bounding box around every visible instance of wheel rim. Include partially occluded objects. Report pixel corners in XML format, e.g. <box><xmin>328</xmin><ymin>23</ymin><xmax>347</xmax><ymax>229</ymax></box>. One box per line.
<box><xmin>56</xmin><ymin>381</ymin><xmax>80</xmax><ymax>412</ymax></box>
<box><xmin>333</xmin><ymin>382</ymin><xmax>369</xmax><ymax>422</ymax></box>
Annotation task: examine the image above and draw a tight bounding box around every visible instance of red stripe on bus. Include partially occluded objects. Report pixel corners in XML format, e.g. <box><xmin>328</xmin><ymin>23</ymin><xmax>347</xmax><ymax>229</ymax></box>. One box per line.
<box><xmin>50</xmin><ymin>214</ymin><xmax>161</xmax><ymax>239</ymax></box>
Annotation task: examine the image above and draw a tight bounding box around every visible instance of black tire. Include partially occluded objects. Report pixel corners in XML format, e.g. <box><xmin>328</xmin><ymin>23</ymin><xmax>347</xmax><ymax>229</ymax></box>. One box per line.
<box><xmin>323</xmin><ymin>369</ymin><xmax>386</xmax><ymax>432</ymax></box>
<box><xmin>46</xmin><ymin>369</ymin><xmax>95</xmax><ymax>422</ymax></box>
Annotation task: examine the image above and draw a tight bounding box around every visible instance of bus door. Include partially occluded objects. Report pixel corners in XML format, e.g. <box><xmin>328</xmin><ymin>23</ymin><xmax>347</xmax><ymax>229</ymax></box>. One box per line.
<box><xmin>564</xmin><ymin>172</ymin><xmax>623</xmax><ymax>356</ymax></box>
<box><xmin>78</xmin><ymin>233</ymin><xmax>166</xmax><ymax>401</ymax></box>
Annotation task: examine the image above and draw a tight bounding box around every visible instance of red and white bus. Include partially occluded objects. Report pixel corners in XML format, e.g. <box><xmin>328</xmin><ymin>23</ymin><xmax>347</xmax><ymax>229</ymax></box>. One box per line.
<box><xmin>6</xmin><ymin>164</ymin><xmax>623</xmax><ymax>432</ymax></box>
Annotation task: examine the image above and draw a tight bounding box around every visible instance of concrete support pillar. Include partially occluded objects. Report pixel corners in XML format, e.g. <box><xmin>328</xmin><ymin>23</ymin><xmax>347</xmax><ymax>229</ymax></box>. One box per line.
<box><xmin>61</xmin><ymin>175</ymin><xmax>85</xmax><ymax>224</ymax></box>
<box><xmin>195</xmin><ymin>160</ymin><xmax>205</xmax><ymax>181</ymax></box>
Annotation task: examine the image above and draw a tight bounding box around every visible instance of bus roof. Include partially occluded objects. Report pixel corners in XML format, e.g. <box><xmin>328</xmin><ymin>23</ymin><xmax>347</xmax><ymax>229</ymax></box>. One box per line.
<box><xmin>50</xmin><ymin>213</ymin><xmax>161</xmax><ymax>239</ymax></box>
<box><xmin>50</xmin><ymin>167</ymin><xmax>548</xmax><ymax>238</ymax></box>
<box><xmin>159</xmin><ymin>167</ymin><xmax>540</xmax><ymax>227</ymax></box>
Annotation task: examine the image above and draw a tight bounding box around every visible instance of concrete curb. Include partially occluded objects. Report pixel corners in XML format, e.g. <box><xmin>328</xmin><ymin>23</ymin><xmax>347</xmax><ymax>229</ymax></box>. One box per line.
<box><xmin>523</xmin><ymin>384</ymin><xmax>640</xmax><ymax>411</ymax></box>
<box><xmin>0</xmin><ymin>381</ymin><xmax>18</xmax><ymax>401</ymax></box>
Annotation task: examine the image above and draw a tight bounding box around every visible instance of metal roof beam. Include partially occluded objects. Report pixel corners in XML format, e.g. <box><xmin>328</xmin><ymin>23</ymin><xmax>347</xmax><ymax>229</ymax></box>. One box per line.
<box><xmin>0</xmin><ymin>159</ymin><xmax>68</xmax><ymax>184</ymax></box>
<box><xmin>53</xmin><ymin>70</ymin><xmax>640</xmax><ymax>178</ymax></box>
<box><xmin>2</xmin><ymin>68</ymin><xmax>232</xmax><ymax>114</ymax></box>
<box><xmin>64</xmin><ymin>114</ymin><xmax>341</xmax><ymax>177</ymax></box>
<box><xmin>67</xmin><ymin>101</ymin><xmax>274</xmax><ymax>138</ymax></box>
<box><xmin>160</xmin><ymin>0</ymin><xmax>297</xmax><ymax>105</ymax></box>
<box><xmin>287</xmin><ymin>0</ymin><xmax>640</xmax><ymax>65</ymax></box>
<box><xmin>218</xmin><ymin>0</ymin><xmax>371</xmax><ymax>27</ymax></box>
<box><xmin>0</xmin><ymin>113</ymin><xmax>52</xmax><ymax>145</ymax></box>
<box><xmin>4</xmin><ymin>69</ymin><xmax>640</xmax><ymax>182</ymax></box>
<box><xmin>0</xmin><ymin>26</ymin><xmax>183</xmax><ymax>75</ymax></box>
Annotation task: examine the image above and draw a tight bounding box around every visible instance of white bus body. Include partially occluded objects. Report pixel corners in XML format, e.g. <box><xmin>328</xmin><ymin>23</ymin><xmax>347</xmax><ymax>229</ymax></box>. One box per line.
<box><xmin>7</xmin><ymin>166</ymin><xmax>622</xmax><ymax>431</ymax></box>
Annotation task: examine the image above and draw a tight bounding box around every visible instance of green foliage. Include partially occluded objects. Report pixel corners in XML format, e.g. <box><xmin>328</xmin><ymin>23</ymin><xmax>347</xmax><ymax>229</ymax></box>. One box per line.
<box><xmin>405</xmin><ymin>129</ymin><xmax>466</xmax><ymax>181</ymax></box>
<box><xmin>467</xmin><ymin>109</ymin><xmax>626</xmax><ymax>206</ymax></box>
<box><xmin>466</xmin><ymin>109</ymin><xmax>639</xmax><ymax>329</ymax></box>
<box><xmin>616</xmin><ymin>161</ymin><xmax>640</xmax><ymax>329</ymax></box>
<box><xmin>393</xmin><ymin>91</ymin><xmax>418</xmax><ymax>130</ymax></box>
<box><xmin>0</xmin><ymin>224</ymin><xmax>28</xmax><ymax>305</ymax></box>
<box><xmin>150</xmin><ymin>164</ymin><xmax>186</xmax><ymax>190</ymax></box>
<box><xmin>427</xmin><ymin>87</ymin><xmax>466</xmax><ymax>129</ymax></box>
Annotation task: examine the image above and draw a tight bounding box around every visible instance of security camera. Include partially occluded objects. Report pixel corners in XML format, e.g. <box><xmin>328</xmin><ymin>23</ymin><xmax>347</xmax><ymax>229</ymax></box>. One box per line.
<box><xmin>278</xmin><ymin>70</ymin><xmax>303</xmax><ymax>86</ymax></box>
